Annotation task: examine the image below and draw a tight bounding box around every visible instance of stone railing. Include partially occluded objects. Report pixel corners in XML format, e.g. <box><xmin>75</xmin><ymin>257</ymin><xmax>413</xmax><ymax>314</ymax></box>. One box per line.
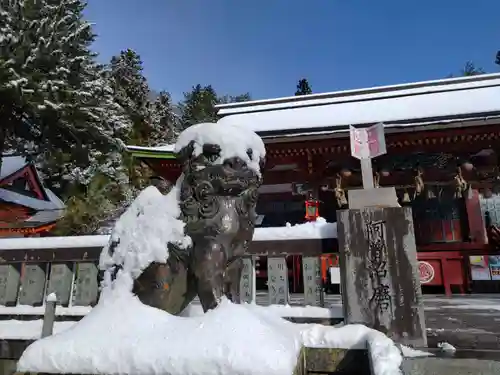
<box><xmin>0</xmin><ymin>235</ymin><xmax>336</xmax><ymax>317</ymax></box>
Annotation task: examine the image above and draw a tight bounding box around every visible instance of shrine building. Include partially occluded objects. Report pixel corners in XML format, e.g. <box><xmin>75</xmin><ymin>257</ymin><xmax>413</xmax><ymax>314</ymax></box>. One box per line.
<box><xmin>0</xmin><ymin>156</ymin><xmax>65</xmax><ymax>237</ymax></box>
<box><xmin>127</xmin><ymin>73</ymin><xmax>500</xmax><ymax>295</ymax></box>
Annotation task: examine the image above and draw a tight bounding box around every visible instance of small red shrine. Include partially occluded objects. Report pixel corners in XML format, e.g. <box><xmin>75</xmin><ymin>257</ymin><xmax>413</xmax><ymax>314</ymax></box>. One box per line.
<box><xmin>0</xmin><ymin>155</ymin><xmax>65</xmax><ymax>237</ymax></box>
<box><xmin>127</xmin><ymin>73</ymin><xmax>500</xmax><ymax>295</ymax></box>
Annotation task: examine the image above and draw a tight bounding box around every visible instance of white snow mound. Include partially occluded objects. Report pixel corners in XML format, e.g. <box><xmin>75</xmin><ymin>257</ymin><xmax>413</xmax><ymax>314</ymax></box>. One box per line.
<box><xmin>253</xmin><ymin>217</ymin><xmax>337</xmax><ymax>241</ymax></box>
<box><xmin>99</xmin><ymin>184</ymin><xmax>191</xmax><ymax>286</ymax></box>
<box><xmin>174</xmin><ymin>122</ymin><xmax>266</xmax><ymax>175</ymax></box>
<box><xmin>17</xmin><ymin>293</ymin><xmax>302</xmax><ymax>375</ymax></box>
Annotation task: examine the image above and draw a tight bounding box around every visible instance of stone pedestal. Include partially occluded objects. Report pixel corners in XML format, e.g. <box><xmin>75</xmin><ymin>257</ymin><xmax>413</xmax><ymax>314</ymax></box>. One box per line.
<box><xmin>337</xmin><ymin>206</ymin><xmax>427</xmax><ymax>347</ymax></box>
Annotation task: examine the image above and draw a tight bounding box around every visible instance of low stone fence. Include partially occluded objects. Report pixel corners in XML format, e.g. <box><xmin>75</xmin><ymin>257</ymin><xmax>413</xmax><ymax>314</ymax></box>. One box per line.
<box><xmin>0</xmin><ymin>236</ymin><xmax>335</xmax><ymax>315</ymax></box>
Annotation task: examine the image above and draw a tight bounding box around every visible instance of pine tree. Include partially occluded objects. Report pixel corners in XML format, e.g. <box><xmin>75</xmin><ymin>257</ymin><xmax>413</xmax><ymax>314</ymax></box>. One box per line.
<box><xmin>448</xmin><ymin>62</ymin><xmax>485</xmax><ymax>78</ymax></box>
<box><xmin>108</xmin><ymin>49</ymin><xmax>178</xmax><ymax>146</ymax></box>
<box><xmin>0</xmin><ymin>0</ymin><xmax>129</xmax><ymax>188</ymax></box>
<box><xmin>295</xmin><ymin>78</ymin><xmax>312</xmax><ymax>96</ymax></box>
<box><xmin>53</xmin><ymin>172</ymin><xmax>135</xmax><ymax>235</ymax></box>
<box><xmin>219</xmin><ymin>93</ymin><xmax>251</xmax><ymax>104</ymax></box>
<box><xmin>179</xmin><ymin>84</ymin><xmax>219</xmax><ymax>129</ymax></box>
<box><xmin>149</xmin><ymin>90</ymin><xmax>179</xmax><ymax>146</ymax></box>
<box><xmin>108</xmin><ymin>49</ymin><xmax>150</xmax><ymax>144</ymax></box>
<box><xmin>460</xmin><ymin>61</ymin><xmax>485</xmax><ymax>76</ymax></box>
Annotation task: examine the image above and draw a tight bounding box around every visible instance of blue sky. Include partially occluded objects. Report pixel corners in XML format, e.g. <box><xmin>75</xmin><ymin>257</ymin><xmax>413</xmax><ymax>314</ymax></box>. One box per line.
<box><xmin>85</xmin><ymin>0</ymin><xmax>499</xmax><ymax>102</ymax></box>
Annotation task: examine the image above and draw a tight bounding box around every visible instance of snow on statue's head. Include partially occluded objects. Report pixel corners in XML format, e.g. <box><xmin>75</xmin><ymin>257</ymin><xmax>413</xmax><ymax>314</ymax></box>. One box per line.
<box><xmin>174</xmin><ymin>122</ymin><xmax>266</xmax><ymax>177</ymax></box>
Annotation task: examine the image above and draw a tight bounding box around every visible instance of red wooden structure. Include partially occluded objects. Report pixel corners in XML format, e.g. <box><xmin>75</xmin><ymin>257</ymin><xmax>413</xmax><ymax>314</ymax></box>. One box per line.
<box><xmin>0</xmin><ymin>156</ymin><xmax>65</xmax><ymax>236</ymax></box>
<box><xmin>128</xmin><ymin>74</ymin><xmax>500</xmax><ymax>295</ymax></box>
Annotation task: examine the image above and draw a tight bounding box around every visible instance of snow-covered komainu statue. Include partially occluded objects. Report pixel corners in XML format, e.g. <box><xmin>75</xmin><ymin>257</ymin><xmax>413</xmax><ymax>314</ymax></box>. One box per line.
<box><xmin>176</xmin><ymin>138</ymin><xmax>264</xmax><ymax>311</ymax></box>
<box><xmin>102</xmin><ymin>122</ymin><xmax>265</xmax><ymax>315</ymax></box>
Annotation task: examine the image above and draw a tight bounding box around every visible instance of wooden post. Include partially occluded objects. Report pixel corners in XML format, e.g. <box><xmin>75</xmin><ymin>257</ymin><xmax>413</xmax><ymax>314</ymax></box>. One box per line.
<box><xmin>360</xmin><ymin>159</ymin><xmax>375</xmax><ymax>189</ymax></box>
<box><xmin>41</xmin><ymin>293</ymin><xmax>57</xmax><ymax>338</ymax></box>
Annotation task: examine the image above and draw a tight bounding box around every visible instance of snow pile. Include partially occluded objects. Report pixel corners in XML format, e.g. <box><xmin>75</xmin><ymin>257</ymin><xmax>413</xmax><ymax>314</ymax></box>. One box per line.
<box><xmin>46</xmin><ymin>293</ymin><xmax>57</xmax><ymax>303</ymax></box>
<box><xmin>17</xmin><ymin>295</ymin><xmax>302</xmax><ymax>375</ymax></box>
<box><xmin>99</xmin><ymin>184</ymin><xmax>191</xmax><ymax>285</ymax></box>
<box><xmin>254</xmin><ymin>217</ymin><xmax>337</xmax><ymax>240</ymax></box>
<box><xmin>245</xmin><ymin>305</ymin><xmax>403</xmax><ymax>375</ymax></box>
<box><xmin>438</xmin><ymin>341</ymin><xmax>456</xmax><ymax>354</ymax></box>
<box><xmin>0</xmin><ymin>155</ymin><xmax>27</xmax><ymax>179</ymax></box>
<box><xmin>296</xmin><ymin>324</ymin><xmax>401</xmax><ymax>375</ymax></box>
<box><xmin>174</xmin><ymin>122</ymin><xmax>266</xmax><ymax>175</ymax></box>
<box><xmin>400</xmin><ymin>346</ymin><xmax>433</xmax><ymax>358</ymax></box>
<box><xmin>18</xmin><ymin>295</ymin><xmax>403</xmax><ymax>375</ymax></box>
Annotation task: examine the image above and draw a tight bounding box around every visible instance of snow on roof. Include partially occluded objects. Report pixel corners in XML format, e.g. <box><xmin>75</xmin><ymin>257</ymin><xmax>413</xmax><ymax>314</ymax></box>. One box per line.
<box><xmin>44</xmin><ymin>188</ymin><xmax>64</xmax><ymax>209</ymax></box>
<box><xmin>0</xmin><ymin>155</ymin><xmax>27</xmax><ymax>179</ymax></box>
<box><xmin>126</xmin><ymin>144</ymin><xmax>175</xmax><ymax>153</ymax></box>
<box><xmin>0</xmin><ymin>188</ymin><xmax>62</xmax><ymax>212</ymax></box>
<box><xmin>24</xmin><ymin>208</ymin><xmax>64</xmax><ymax>226</ymax></box>
<box><xmin>0</xmin><ymin>155</ymin><xmax>65</xmax><ymax>219</ymax></box>
<box><xmin>174</xmin><ymin>122</ymin><xmax>266</xmax><ymax>175</ymax></box>
<box><xmin>216</xmin><ymin>73</ymin><xmax>500</xmax><ymax>134</ymax></box>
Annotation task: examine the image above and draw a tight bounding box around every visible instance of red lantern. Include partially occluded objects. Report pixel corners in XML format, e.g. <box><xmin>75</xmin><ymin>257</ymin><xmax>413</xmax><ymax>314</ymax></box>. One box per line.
<box><xmin>305</xmin><ymin>198</ymin><xmax>320</xmax><ymax>221</ymax></box>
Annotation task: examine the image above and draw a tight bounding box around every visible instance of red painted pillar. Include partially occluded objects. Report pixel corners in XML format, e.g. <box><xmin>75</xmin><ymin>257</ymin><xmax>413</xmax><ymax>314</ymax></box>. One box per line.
<box><xmin>464</xmin><ymin>189</ymin><xmax>487</xmax><ymax>244</ymax></box>
<box><xmin>441</xmin><ymin>259</ymin><xmax>452</xmax><ymax>296</ymax></box>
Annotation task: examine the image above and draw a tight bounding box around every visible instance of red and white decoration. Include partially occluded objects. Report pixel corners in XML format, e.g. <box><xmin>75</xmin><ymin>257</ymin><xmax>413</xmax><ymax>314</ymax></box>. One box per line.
<box><xmin>418</xmin><ymin>261</ymin><xmax>435</xmax><ymax>284</ymax></box>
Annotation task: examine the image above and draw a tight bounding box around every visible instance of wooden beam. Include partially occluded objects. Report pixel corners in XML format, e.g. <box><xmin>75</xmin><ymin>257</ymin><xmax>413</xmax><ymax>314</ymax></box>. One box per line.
<box><xmin>0</xmin><ymin>247</ymin><xmax>101</xmax><ymax>263</ymax></box>
<box><xmin>263</xmin><ymin>169</ymin><xmax>307</xmax><ymax>185</ymax></box>
<box><xmin>247</xmin><ymin>238</ymin><xmax>337</xmax><ymax>256</ymax></box>
<box><xmin>266</xmin><ymin>126</ymin><xmax>500</xmax><ymax>157</ymax></box>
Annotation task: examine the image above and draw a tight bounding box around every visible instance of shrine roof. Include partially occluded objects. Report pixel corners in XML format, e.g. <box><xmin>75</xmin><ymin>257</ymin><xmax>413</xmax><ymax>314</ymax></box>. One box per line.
<box><xmin>127</xmin><ymin>144</ymin><xmax>176</xmax><ymax>158</ymax></box>
<box><xmin>0</xmin><ymin>155</ymin><xmax>65</xmax><ymax>231</ymax></box>
<box><xmin>216</xmin><ymin>73</ymin><xmax>500</xmax><ymax>136</ymax></box>
<box><xmin>0</xmin><ymin>155</ymin><xmax>28</xmax><ymax>180</ymax></box>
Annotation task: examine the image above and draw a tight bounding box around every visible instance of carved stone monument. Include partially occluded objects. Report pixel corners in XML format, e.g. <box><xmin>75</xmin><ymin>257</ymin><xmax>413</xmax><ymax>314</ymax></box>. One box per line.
<box><xmin>130</xmin><ymin>136</ymin><xmax>265</xmax><ymax>314</ymax></box>
<box><xmin>337</xmin><ymin>207</ymin><xmax>427</xmax><ymax>347</ymax></box>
